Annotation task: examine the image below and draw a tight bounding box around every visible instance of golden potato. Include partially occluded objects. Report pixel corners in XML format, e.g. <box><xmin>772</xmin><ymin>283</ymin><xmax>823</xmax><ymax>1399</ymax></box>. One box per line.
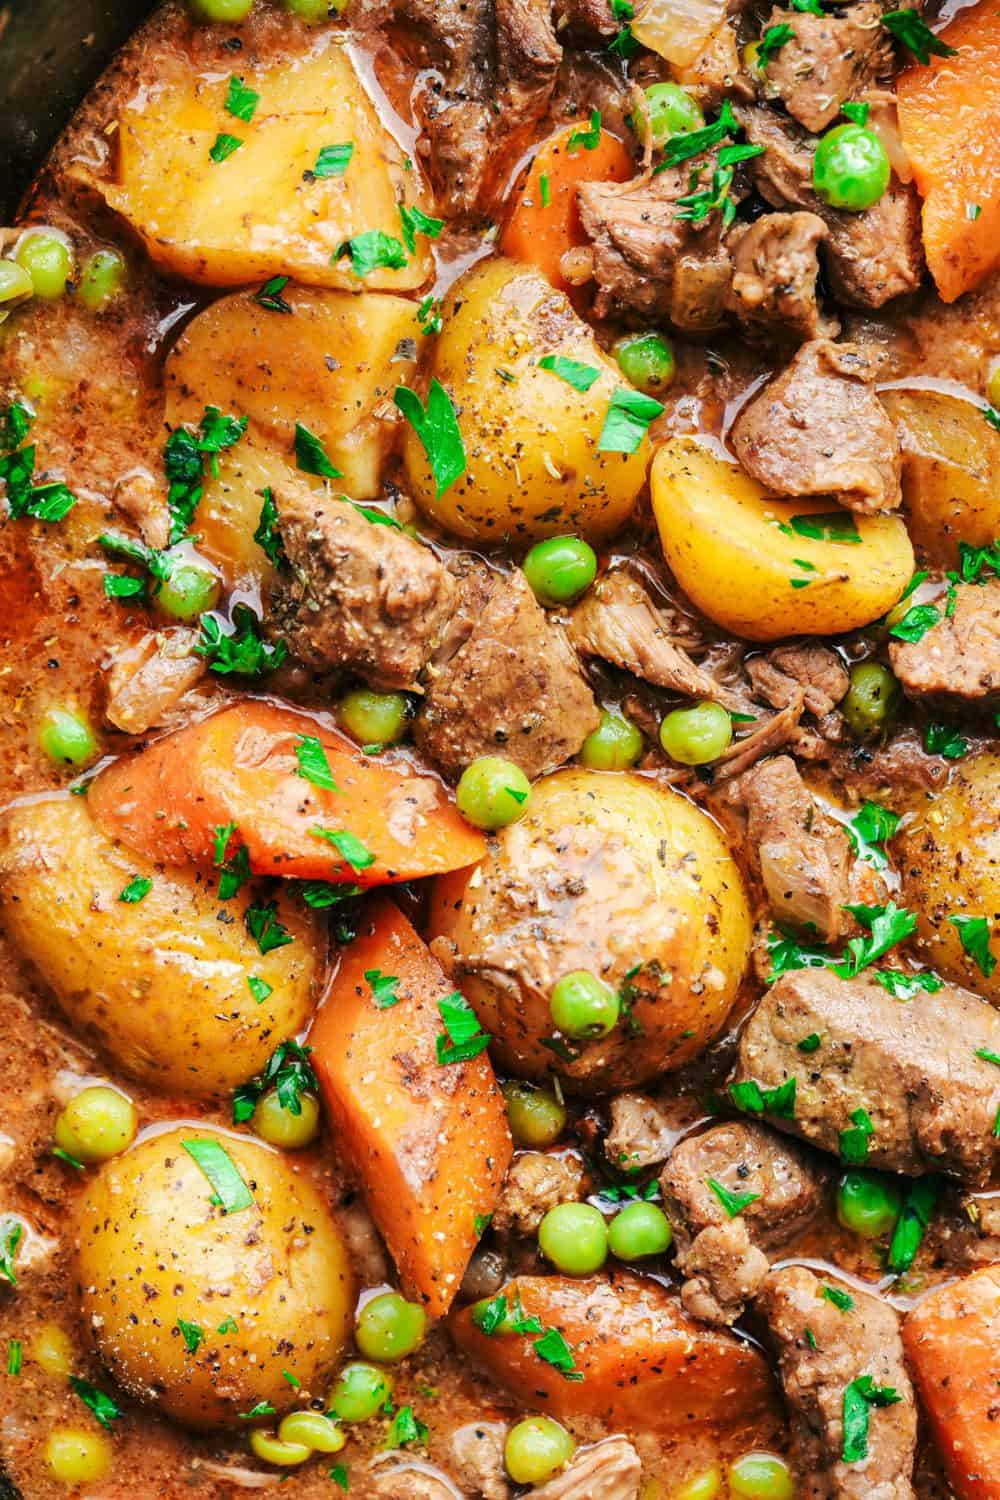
<box><xmin>428</xmin><ymin>768</ymin><xmax>751</xmax><ymax>1093</ymax></box>
<box><xmin>651</xmin><ymin>436</ymin><xmax>915</xmax><ymax>641</ymax></box>
<box><xmin>0</xmin><ymin>798</ymin><xmax>323</xmax><ymax>1096</ymax></box>
<box><xmin>90</xmin><ymin>38</ymin><xmax>432</xmax><ymax>290</ymax></box>
<box><xmin>881</xmin><ymin>389</ymin><xmax>1000</xmax><ymax>568</ymax></box>
<box><xmin>403</xmin><ymin>258</ymin><xmax>650</xmax><ymax>543</ymax></box>
<box><xmin>77</xmin><ymin>1128</ymin><xmax>352</xmax><ymax>1428</ymax></box>
<box><xmin>898</xmin><ymin>750</ymin><xmax>1000</xmax><ymax>1003</ymax></box>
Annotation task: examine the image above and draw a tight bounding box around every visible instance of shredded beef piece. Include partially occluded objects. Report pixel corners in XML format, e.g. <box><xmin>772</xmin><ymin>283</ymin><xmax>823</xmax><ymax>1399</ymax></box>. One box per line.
<box><xmin>372</xmin><ymin>1472</ymin><xmax>456</xmax><ymax>1500</ymax></box>
<box><xmin>736</xmin><ymin>969</ymin><xmax>1000</xmax><ymax>1185</ymax></box>
<box><xmin>934</xmin><ymin>1190</ymin><xmax>1000</xmax><ymax>1270</ymax></box>
<box><xmin>553</xmin><ymin>0</ymin><xmax>617</xmax><ymax>38</ymax></box>
<box><xmin>759</xmin><ymin>3</ymin><xmax>892</xmax><ymax>134</ymax></box>
<box><xmin>758</xmin><ymin>1266</ymin><xmax>917</xmax><ymax>1500</ymax></box>
<box><xmin>414</xmin><ymin>568</ymin><xmax>599</xmax><ymax>779</ymax></box>
<box><xmin>529</xmin><ymin>1439</ymin><xmax>642</xmax><ymax>1500</ymax></box>
<box><xmin>726</xmin><ymin>211</ymin><xmax>839</xmax><ymax>345</ymax></box>
<box><xmin>104</xmin><ymin>628</ymin><xmax>207</xmax><ymax>736</ymax></box>
<box><xmin>889</xmin><ymin>578</ymin><xmax>1000</xmax><ymax>706</ymax></box>
<box><xmin>605</xmin><ymin>1092</ymin><xmax>677</xmax><ymax>1172</ymax></box>
<box><xmin>269</xmin><ymin>484</ymin><xmax>457</xmax><ymax>690</ymax></box>
<box><xmin>492</xmin><ymin>1151</ymin><xmax>586</xmax><ymax>1236</ymax></box>
<box><xmin>730</xmin><ymin>339</ymin><xmax>902</xmax><ymax>514</ymax></box>
<box><xmin>448</xmin><ymin>1422</ymin><xmax>509</xmax><ymax>1500</ymax></box>
<box><xmin>748</xmin><ymin>643</ymin><xmax>849</xmax><ymax>720</ymax></box>
<box><xmin>661</xmin><ymin>1121</ymin><xmax>826</xmax><ymax>1324</ymax></box>
<box><xmin>740</xmin><ymin>755</ymin><xmax>852</xmax><ymax>941</ymax></box>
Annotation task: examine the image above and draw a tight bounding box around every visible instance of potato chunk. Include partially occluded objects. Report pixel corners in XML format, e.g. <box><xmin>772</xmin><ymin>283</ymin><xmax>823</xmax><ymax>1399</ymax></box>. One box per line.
<box><xmin>92</xmin><ymin>38</ymin><xmax>433</xmax><ymax>290</ymax></box>
<box><xmin>651</xmin><ymin>436</ymin><xmax>915</xmax><ymax>641</ymax></box>
<box><xmin>0</xmin><ymin>798</ymin><xmax>324</xmax><ymax>1097</ymax></box>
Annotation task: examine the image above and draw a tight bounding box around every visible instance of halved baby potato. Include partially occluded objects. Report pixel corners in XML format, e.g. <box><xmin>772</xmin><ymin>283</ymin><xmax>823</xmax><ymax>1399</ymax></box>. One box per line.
<box><xmin>0</xmin><ymin>798</ymin><xmax>324</xmax><ymax>1097</ymax></box>
<box><xmin>90</xmin><ymin>38</ymin><xmax>433</xmax><ymax>290</ymax></box>
<box><xmin>651</xmin><ymin>435</ymin><xmax>915</xmax><ymax>641</ymax></box>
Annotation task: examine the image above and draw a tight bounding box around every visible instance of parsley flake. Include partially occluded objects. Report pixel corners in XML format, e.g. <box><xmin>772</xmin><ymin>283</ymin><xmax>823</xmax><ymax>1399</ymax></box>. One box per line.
<box><xmin>842</xmin><ymin>1375</ymin><xmax>902</xmax><ymax>1464</ymax></box>
<box><xmin>182</xmin><ymin>1138</ymin><xmax>254</xmax><ymax>1214</ymax></box>
<box><xmin>924</xmin><ymin>722</ymin><xmax>969</xmax><ymax>759</ymax></box>
<box><xmin>70</xmin><ymin>1378</ymin><xmax>122</xmax><ymax>1430</ymax></box>
<box><xmin>839</xmin><ymin>1107</ymin><xmax>875</xmax><ymax>1164</ymax></box>
<box><xmin>196</xmin><ymin>606</ymin><xmax>287</xmax><ymax>678</ymax></box>
<box><xmin>0</xmin><ymin>1217</ymin><xmax>22</xmax><ymax>1286</ymax></box>
<box><xmin>394</xmin><ymin>380</ymin><xmax>466</xmax><ymax>497</ymax></box>
<box><xmin>658</xmin><ymin>100</ymin><xmax>737</xmax><ymax>169</ymax></box>
<box><xmin>296</xmin><ymin>734</ymin><xmax>338</xmax><ymax>791</ymax></box>
<box><xmin>707</xmin><ymin>1176</ymin><xmax>761</xmax><ymax>1217</ymax></box>
<box><xmin>822</xmin><ymin>1284</ymin><xmax>854</xmax><ymax>1312</ymax></box>
<box><xmin>7</xmin><ymin>1339</ymin><xmax>21</xmax><ymax>1376</ymax></box>
<box><xmin>598</xmin><ymin>387</ymin><xmax>664</xmax><ymax>453</ymax></box>
<box><xmin>313</xmin><ymin>142</ymin><xmax>354</xmax><ymax>178</ymax></box>
<box><xmin>388</xmin><ymin>1405</ymin><xmax>428</xmax><ymax>1449</ymax></box>
<box><xmin>730</xmin><ymin>1077</ymin><xmax>797</xmax><ymax>1119</ymax></box>
<box><xmin>881</xmin><ymin>9</ymin><xmax>957</xmax><ymax>64</ymax></box>
<box><xmin>399</xmin><ymin>204</ymin><xmax>444</xmax><ymax>253</ymax></box>
<box><xmin>233</xmin><ymin>1039</ymin><xmax>317</xmax><ymax>1124</ymax></box>
<box><xmin>119</xmin><ymin>876</ymin><xmax>152</xmax><ymax>904</ymax></box>
<box><xmin>365</xmin><ymin>969</ymin><xmax>401</xmax><ymax>1009</ymax></box>
<box><xmin>225</xmin><ymin>76</ymin><xmax>259</xmax><ymax>123</ymax></box>
<box><xmin>949</xmin><ymin>914</ymin><xmax>997</xmax><ymax>978</ymax></box>
<box><xmin>253</xmin><ymin>275</ymin><xmax>292</xmax><ymax>314</ymax></box>
<box><xmin>757</xmin><ymin>21</ymin><xmax>794</xmax><ymax>67</ymax></box>
<box><xmin>780</xmin><ymin>511</ymin><xmax>861</xmax><ymax>544</ymax></box>
<box><xmin>253</xmin><ymin>487</ymin><xmax>286</xmax><ymax>566</ymax></box>
<box><xmin>177</xmin><ymin>1319</ymin><xmax>204</xmax><ymax>1354</ymax></box>
<box><xmin>311</xmin><ymin>827</ymin><xmax>375</xmax><ymax>870</ymax></box>
<box><xmin>209</xmin><ymin>132</ymin><xmax>243</xmax><ymax>164</ymax></box>
<box><xmin>538</xmin><ymin>354</ymin><xmax>601</xmax><ymax>392</ymax></box>
<box><xmin>436</xmin><ymin>991</ymin><xmax>491</xmax><ymax>1065</ymax></box>
<box><xmin>845</xmin><ymin>801</ymin><xmax>900</xmax><ymax>871</ymax></box>
<box><xmin>294</xmin><ymin>421</ymin><xmax>343</xmax><ymax>480</ymax></box>
<box><xmin>336</xmin><ymin>230</ymin><xmax>408</xmax><ymax>278</ymax></box>
<box><xmin>244</xmin><ymin>900</ymin><xmax>294</xmax><ymax>955</ymax></box>
<box><xmin>568</xmin><ymin>109</ymin><xmax>602</xmax><ymax>152</ymax></box>
<box><xmin>888</xmin><ymin>602</ymin><xmax>941</xmax><ymax>643</ymax></box>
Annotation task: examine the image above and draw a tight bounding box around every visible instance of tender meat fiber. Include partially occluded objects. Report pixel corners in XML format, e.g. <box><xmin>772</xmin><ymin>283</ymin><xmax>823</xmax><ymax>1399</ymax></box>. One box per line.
<box><xmin>529</xmin><ymin>1439</ymin><xmax>642</xmax><ymax>1500</ymax></box>
<box><xmin>758</xmin><ymin>1266</ymin><xmax>917</xmax><ymax>1500</ymax></box>
<box><xmin>605</xmin><ymin>1092</ymin><xmax>677</xmax><ymax>1171</ymax></box>
<box><xmin>448</xmin><ymin>1422</ymin><xmax>509</xmax><ymax>1500</ymax></box>
<box><xmin>727</xmin><ymin>212</ymin><xmax>838</xmax><ymax>345</ymax></box>
<box><xmin>730</xmin><ymin>340</ymin><xmax>902</xmax><ymax>513</ymax></box>
<box><xmin>414</xmin><ymin>568</ymin><xmax>599</xmax><ymax>779</ymax></box>
<box><xmin>748</xmin><ymin>643</ymin><xmax>849</xmax><ymax>720</ymax></box>
<box><xmin>371</xmin><ymin>1471</ymin><xmax>457</xmax><ymax>1500</ymax></box>
<box><xmin>492</xmin><ymin>1151</ymin><xmax>586</xmax><ymax>1236</ymax></box>
<box><xmin>269</xmin><ymin>484</ymin><xmax>457</xmax><ymax>690</ymax></box>
<box><xmin>760</xmin><ymin>3</ymin><xmax>891</xmax><ymax>134</ymax></box>
<box><xmin>660</xmin><ymin>1121</ymin><xmax>826</xmax><ymax>1324</ymax></box>
<box><xmin>736</xmin><ymin>969</ymin><xmax>1000</xmax><ymax>1185</ymax></box>
<box><xmin>740</xmin><ymin>755</ymin><xmax>852</xmax><ymax>941</ymax></box>
<box><xmin>889</xmin><ymin>578</ymin><xmax>1000</xmax><ymax>706</ymax></box>
<box><xmin>741</xmin><ymin>106</ymin><xmax>924</xmax><ymax>309</ymax></box>
<box><xmin>934</xmin><ymin>1190</ymin><xmax>1000</xmax><ymax>1270</ymax></box>
<box><xmin>577</xmin><ymin>158</ymin><xmax>736</xmax><ymax>329</ymax></box>
<box><xmin>567</xmin><ymin>569</ymin><xmax>731</xmax><ymax>702</ymax></box>
<box><xmin>553</xmin><ymin>0</ymin><xmax>617</xmax><ymax>38</ymax></box>
<box><xmin>103</xmin><ymin>628</ymin><xmax>207</xmax><ymax>735</ymax></box>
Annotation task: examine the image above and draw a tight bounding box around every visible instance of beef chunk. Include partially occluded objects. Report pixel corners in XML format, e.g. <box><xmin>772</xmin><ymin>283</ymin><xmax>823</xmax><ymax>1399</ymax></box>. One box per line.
<box><xmin>448</xmin><ymin>1422</ymin><xmax>509</xmax><ymax>1500</ymax></box>
<box><xmin>730</xmin><ymin>339</ymin><xmax>902</xmax><ymax>513</ymax></box>
<box><xmin>492</xmin><ymin>1151</ymin><xmax>585</xmax><ymax>1236</ymax></box>
<box><xmin>726</xmin><ymin>211</ymin><xmax>839</xmax><ymax>345</ymax></box>
<box><xmin>577</xmin><ymin>159</ymin><xmax>735</xmax><ymax>329</ymax></box>
<box><xmin>269</xmin><ymin>484</ymin><xmax>457</xmax><ymax>690</ymax></box>
<box><xmin>736</xmin><ymin>969</ymin><xmax>1000</xmax><ymax>1185</ymax></box>
<box><xmin>553</xmin><ymin>0</ymin><xmax>617</xmax><ymax>39</ymax></box>
<box><xmin>605</xmin><ymin>1092</ymin><xmax>677</xmax><ymax>1172</ymax></box>
<box><xmin>748</xmin><ymin>643</ymin><xmax>849</xmax><ymax>719</ymax></box>
<box><xmin>567</xmin><ymin>569</ymin><xmax>727</xmax><ymax>701</ymax></box>
<box><xmin>760</xmin><ymin>3</ymin><xmax>891</xmax><ymax>134</ymax></box>
<box><xmin>741</xmin><ymin>755</ymin><xmax>852</xmax><ymax>941</ymax></box>
<box><xmin>660</xmin><ymin>1121</ymin><xmax>826</xmax><ymax>1324</ymax></box>
<box><xmin>529</xmin><ymin>1438</ymin><xmax>641</xmax><ymax>1500</ymax></box>
<box><xmin>889</xmin><ymin>578</ymin><xmax>1000</xmax><ymax>706</ymax></box>
<box><xmin>414</xmin><ymin>568</ymin><xmax>599</xmax><ymax>778</ymax></box>
<box><xmin>758</xmin><ymin>1266</ymin><xmax>917</xmax><ymax>1500</ymax></box>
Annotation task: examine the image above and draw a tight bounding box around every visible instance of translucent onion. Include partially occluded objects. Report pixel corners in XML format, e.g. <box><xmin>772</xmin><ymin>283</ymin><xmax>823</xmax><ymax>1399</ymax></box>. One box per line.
<box><xmin>631</xmin><ymin>0</ymin><xmax>730</xmax><ymax>69</ymax></box>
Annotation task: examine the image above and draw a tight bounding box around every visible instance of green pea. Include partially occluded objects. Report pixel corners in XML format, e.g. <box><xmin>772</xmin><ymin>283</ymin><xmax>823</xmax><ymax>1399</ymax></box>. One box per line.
<box><xmin>251</xmin><ymin>1089</ymin><xmax>320</xmax><ymax>1150</ymax></box>
<box><xmin>836</xmin><ymin>1170</ymin><xmax>902</xmax><ymax>1240</ymax></box>
<box><xmin>54</xmin><ymin>1086</ymin><xmax>136</xmax><ymax>1164</ymax></box>
<box><xmin>608</xmin><ymin>1200</ymin><xmax>673</xmax><ymax>1261</ymax></box>
<box><xmin>0</xmin><ymin>258</ymin><xmax>33</xmax><ymax>308</ymax></box>
<box><xmin>635</xmin><ymin>82</ymin><xmax>704</xmax><ymax>147</ymax></box>
<box><xmin>523</xmin><ymin>536</ymin><xmax>597</xmax><ymax>608</ymax></box>
<box><xmin>44</xmin><ymin>1429</ymin><xmax>113</xmax><ymax>1484</ymax></box>
<box><xmin>579</xmin><ymin>709</ymin><xmax>643</xmax><ymax>771</ymax></box>
<box><xmin>78</xmin><ymin>249</ymin><xmax>126</xmax><ymax>312</ymax></box>
<box><xmin>672</xmin><ymin>1468</ymin><xmax>722</xmax><ymax>1500</ymax></box>
<box><xmin>537</xmin><ymin>1202</ymin><xmax>609</xmax><ymax>1275</ymax></box>
<box><xmin>282</xmin><ymin>0</ymin><xmax>330</xmax><ymax>16</ymax></box>
<box><xmin>338</xmin><ymin>688</ymin><xmax>410</xmax><ymax>748</ymax></box>
<box><xmin>813</xmin><ymin>123</ymin><xmax>890</xmax><ymax>213</ymax></box>
<box><xmin>840</xmin><ymin>661</ymin><xmax>900</xmax><ymax>742</ymax></box>
<box><xmin>354</xmin><ymin>1292</ymin><xmax>426</xmax><ymax>1363</ymax></box>
<box><xmin>988</xmin><ymin>362</ymin><xmax>1000</xmax><ymax>412</ymax></box>
<box><xmin>456</xmin><ymin>756</ymin><xmax>532</xmax><ymax>831</ymax></box>
<box><xmin>659</xmin><ymin>701</ymin><xmax>732</xmax><ymax>766</ymax></box>
<box><xmin>550</xmin><ymin>970</ymin><xmax>619</xmax><ymax>1040</ymax></box>
<box><xmin>614</xmin><ymin>333</ymin><xmax>676</xmax><ymax>396</ymax></box>
<box><xmin>328</xmin><ymin>1360</ymin><xmax>394</xmax><ymax>1422</ymax></box>
<box><xmin>278</xmin><ymin>1410</ymin><xmax>345</xmax><ymax>1453</ymax></box>
<box><xmin>504</xmin><ymin>1416</ymin><xmax>576</xmax><ymax>1486</ymax></box>
<box><xmin>38</xmin><ymin>707</ymin><xmax>99</xmax><ymax>768</ymax></box>
<box><xmin>248</xmin><ymin>1430</ymin><xmax>311</xmax><ymax>1466</ymax></box>
<box><xmin>502</xmin><ymin>1081</ymin><xmax>567</xmax><ymax>1149</ymax></box>
<box><xmin>188</xmin><ymin>0</ymin><xmax>255</xmax><ymax>20</ymax></box>
<box><xmin>728</xmin><ymin>1452</ymin><xmax>795</xmax><ymax>1500</ymax></box>
<box><xmin>156</xmin><ymin>560</ymin><xmax>221</xmax><ymax>622</ymax></box>
<box><xmin>15</xmin><ymin>232</ymin><xmax>74</xmax><ymax>300</ymax></box>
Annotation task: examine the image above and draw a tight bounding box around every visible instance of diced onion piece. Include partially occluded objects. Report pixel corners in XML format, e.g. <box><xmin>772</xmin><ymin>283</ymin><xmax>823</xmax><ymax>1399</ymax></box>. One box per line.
<box><xmin>632</xmin><ymin>0</ymin><xmax>730</xmax><ymax>68</ymax></box>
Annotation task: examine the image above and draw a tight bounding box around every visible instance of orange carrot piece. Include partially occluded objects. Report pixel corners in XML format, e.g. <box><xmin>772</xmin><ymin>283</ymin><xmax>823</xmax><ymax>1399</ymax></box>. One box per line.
<box><xmin>897</xmin><ymin>0</ymin><xmax>1000</xmax><ymax>302</ymax></box>
<box><xmin>309</xmin><ymin>897</ymin><xmax>511</xmax><ymax>1317</ymax></box>
<box><xmin>500</xmin><ymin>120</ymin><xmax>635</xmax><ymax>288</ymax></box>
<box><xmin>451</xmin><ymin>1273</ymin><xmax>776</xmax><ymax>1433</ymax></box>
<box><xmin>88</xmin><ymin>701</ymin><xmax>485</xmax><ymax>886</ymax></box>
<box><xmin>903</xmin><ymin>1264</ymin><xmax>1000</xmax><ymax>1500</ymax></box>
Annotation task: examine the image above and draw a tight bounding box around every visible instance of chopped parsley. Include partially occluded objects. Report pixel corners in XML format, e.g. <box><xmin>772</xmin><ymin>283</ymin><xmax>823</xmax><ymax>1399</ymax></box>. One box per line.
<box><xmin>780</xmin><ymin>511</ymin><xmax>861</xmax><ymax>544</ymax></box>
<box><xmin>239</xmin><ymin>1401</ymin><xmax>277</xmax><ymax>1421</ymax></box>
<box><xmin>822</xmin><ymin>1284</ymin><xmax>854</xmax><ymax>1312</ymax></box>
<box><xmin>70</xmin><ymin>1377</ymin><xmax>122</xmax><ymax>1431</ymax></box>
<box><xmin>949</xmin><ymin>914</ymin><xmax>997</xmax><ymax>978</ymax></box>
<box><xmin>958</xmin><ymin>538</ymin><xmax>1000</xmax><ymax>582</ymax></box>
<box><xmin>176</xmin><ymin>1319</ymin><xmax>204</xmax><ymax>1355</ymax></box>
<box><xmin>311</xmin><ymin>827</ymin><xmax>375</xmax><ymax>870</ymax></box>
<box><xmin>881</xmin><ymin>9</ymin><xmax>957</xmax><ymax>65</ymax></box>
<box><xmin>225</xmin><ymin>75</ymin><xmax>259</xmax><ymax>123</ymax></box>
<box><xmin>294</xmin><ymin>421</ymin><xmax>343</xmax><ymax>480</ymax></box>
<box><xmin>329</xmin><ymin>1465</ymin><xmax>349</xmax><ymax>1491</ymax></box>
<box><xmin>313</xmin><ymin>142</ymin><xmax>354</xmax><ymax>178</ymax></box>
<box><xmin>537</xmin><ymin>354</ymin><xmax>601</xmax><ymax>392</ymax></box>
<box><xmin>436</xmin><ymin>991</ymin><xmax>491</xmax><ymax>1065</ymax></box>
<box><xmin>1</xmin><ymin>400</ymin><xmax>32</xmax><ymax>450</ymax></box>
<box><xmin>474</xmin><ymin>1212</ymin><xmax>493</xmax><ymax>1237</ymax></box>
<box><xmin>766</xmin><ymin>927</ymin><xmax>835</xmax><ymax>983</ymax></box>
<box><xmin>834</xmin><ymin>901</ymin><xmax>918</xmax><ymax>979</ymax></box>
<box><xmin>244</xmin><ymin>900</ymin><xmax>294</xmax><ymax>955</ymax></box>
<box><xmin>254</xmin><ymin>275</ymin><xmax>292</xmax><ymax>314</ymax></box>
<box><xmin>977</xmin><ymin>1047</ymin><xmax>1000</xmax><ymax>1067</ymax></box>
<box><xmin>253</xmin><ymin>487</ymin><xmax>286</xmax><ymax>566</ymax></box>
<box><xmin>394</xmin><ymin>380</ymin><xmax>466</xmax><ymax>497</ymax></box>
<box><xmin>471</xmin><ymin>1292</ymin><xmax>582</xmax><ymax>1379</ymax></box>
<box><xmin>182</xmin><ymin>1138</ymin><xmax>254</xmax><ymax>1215</ymax></box>
<box><xmin>888</xmin><ymin>602</ymin><xmax>941</xmax><ymax>643</ymax></box>
<box><xmin>658</xmin><ymin>100</ymin><xmax>737</xmax><ymax>170</ymax></box>
<box><xmin>845</xmin><ymin>801</ymin><xmax>900</xmax><ymax>870</ymax></box>
<box><xmin>247</xmin><ymin>975</ymin><xmax>273</xmax><ymax>1004</ymax></box>
<box><xmin>874</xmin><ymin>968</ymin><xmax>942</xmax><ymax>1000</ymax></box>
<box><xmin>233</xmin><ymin>1039</ymin><xmax>317</xmax><ymax>1124</ymax></box>
<box><xmin>296</xmin><ymin>734</ymin><xmax>338</xmax><ymax>791</ymax></box>
<box><xmin>417</xmin><ymin>295</ymin><xmax>443</xmax><ymax>336</ymax></box>
<box><xmin>209</xmin><ymin>132</ymin><xmax>243</xmax><ymax>164</ymax></box>
<box><xmin>399</xmin><ymin>204</ymin><xmax>444</xmax><ymax>253</ymax></box>
<box><xmin>365</xmin><ymin>968</ymin><xmax>401</xmax><ymax>1009</ymax></box>
<box><xmin>839</xmin><ymin>1107</ymin><xmax>875</xmax><ymax>1164</ymax></box>
<box><xmin>707</xmin><ymin>1176</ymin><xmax>761</xmax><ymax>1217</ymax></box>
<box><xmin>533</xmin><ymin>1326</ymin><xmax>583</xmax><ymax>1379</ymax></box>
<box><xmin>599</xmin><ymin>388</ymin><xmax>664</xmax><ymax>453</ymax></box>
<box><xmin>608</xmin><ymin>0</ymin><xmax>639</xmax><ymax>56</ymax></box>
<box><xmin>539</xmin><ymin>172</ymin><xmax>551</xmax><ymax>208</ymax></box>
<box><xmin>567</xmin><ymin>109</ymin><xmax>602</xmax><ymax>152</ymax></box>
<box><xmin>0</xmin><ymin>399</ymin><xmax>77</xmax><ymax>523</ymax></box>
<box><xmin>118</xmin><ymin>875</ymin><xmax>152</xmax><ymax>904</ymax></box>
<box><xmin>336</xmin><ymin>230</ymin><xmax>408</xmax><ymax>278</ymax></box>
<box><xmin>196</xmin><ymin>606</ymin><xmax>287</xmax><ymax>677</ymax></box>
<box><xmin>7</xmin><ymin>1340</ymin><xmax>21</xmax><ymax>1376</ymax></box>
<box><xmin>841</xmin><ymin>101</ymin><xmax>870</xmax><ymax>126</ymax></box>
<box><xmin>213</xmin><ymin>825</ymin><xmax>250</xmax><ymax>900</ymax></box>
<box><xmin>217</xmin><ymin>1317</ymin><xmax>239</xmax><ymax>1335</ymax></box>
<box><xmin>797</xmin><ymin>1033</ymin><xmax>822</xmax><ymax>1053</ymax></box>
<box><xmin>387</xmin><ymin>1405</ymin><xmax>428</xmax><ymax>1448</ymax></box>
<box><xmin>757</xmin><ymin>22</ymin><xmax>794</xmax><ymax>67</ymax></box>
<box><xmin>924</xmin><ymin>722</ymin><xmax>969</xmax><ymax>760</ymax></box>
<box><xmin>0</xmin><ymin>1217</ymin><xmax>22</xmax><ymax>1286</ymax></box>
<box><xmin>842</xmin><ymin>1375</ymin><xmax>902</xmax><ymax>1464</ymax></box>
<box><xmin>730</xmin><ymin>1077</ymin><xmax>797</xmax><ymax>1119</ymax></box>
<box><xmin>298</xmin><ymin>879</ymin><xmax>361</xmax><ymax>909</ymax></box>
<box><xmin>164</xmin><ymin>405</ymin><xmax>247</xmax><ymax>543</ymax></box>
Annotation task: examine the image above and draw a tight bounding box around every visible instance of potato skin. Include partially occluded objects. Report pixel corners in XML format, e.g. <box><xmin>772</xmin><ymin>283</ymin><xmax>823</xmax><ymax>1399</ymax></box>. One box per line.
<box><xmin>76</xmin><ymin>1128</ymin><xmax>352</xmax><ymax>1428</ymax></box>
<box><xmin>428</xmin><ymin>769</ymin><xmax>751</xmax><ymax>1093</ymax></box>
<box><xmin>0</xmin><ymin>798</ymin><xmax>323</xmax><ymax>1096</ymax></box>
<box><xmin>651</xmin><ymin>435</ymin><xmax>915</xmax><ymax>641</ymax></box>
<box><xmin>403</xmin><ymin>258</ymin><xmax>649</xmax><ymax>543</ymax></box>
<box><xmin>898</xmin><ymin>751</ymin><xmax>1000</xmax><ymax>1002</ymax></box>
